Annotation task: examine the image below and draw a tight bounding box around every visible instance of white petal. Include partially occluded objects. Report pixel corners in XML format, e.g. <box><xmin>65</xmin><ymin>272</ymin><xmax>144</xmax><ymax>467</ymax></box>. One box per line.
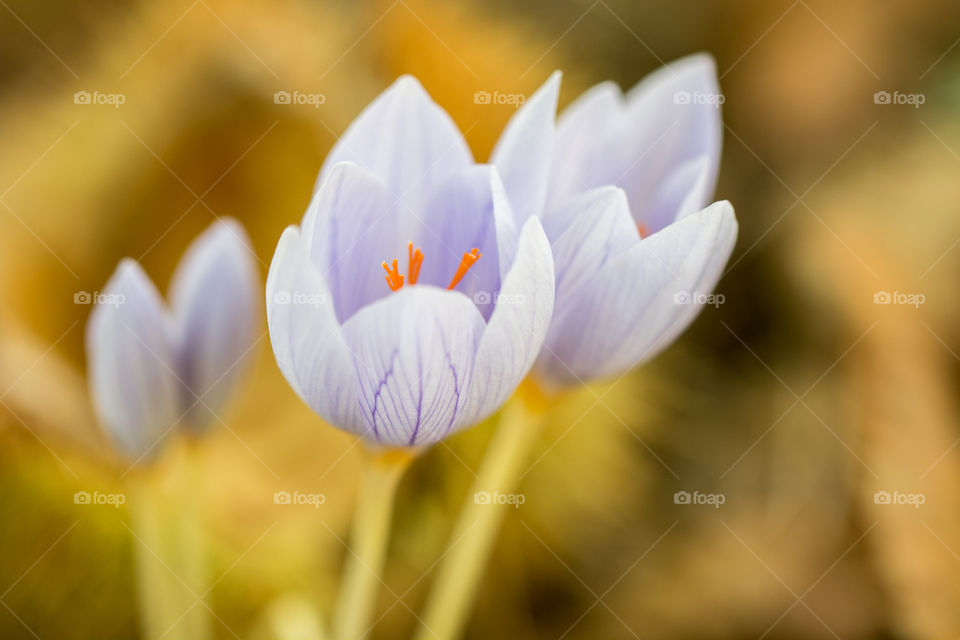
<box><xmin>535</xmin><ymin>201</ymin><xmax>737</xmax><ymax>386</ymax></box>
<box><xmin>86</xmin><ymin>260</ymin><xmax>180</xmax><ymax>460</ymax></box>
<box><xmin>169</xmin><ymin>218</ymin><xmax>260</xmax><ymax>431</ymax></box>
<box><xmin>341</xmin><ymin>287</ymin><xmax>486</xmax><ymax>447</ymax></box>
<box><xmin>416</xmin><ymin>165</ymin><xmax>518</xmax><ymax>319</ymax></box>
<box><xmin>645</xmin><ymin>155</ymin><xmax>713</xmax><ymax>232</ymax></box>
<box><xmin>619</xmin><ymin>54</ymin><xmax>722</xmax><ymax>227</ymax></box>
<box><xmin>546</xmin><ymin>186</ymin><xmax>638</xmax><ymax>316</ymax></box>
<box><xmin>456</xmin><ymin>217</ymin><xmax>555</xmax><ymax>428</ymax></box>
<box><xmin>302</xmin><ymin>162</ymin><xmax>403</xmax><ymax>323</ymax></box>
<box><xmin>315</xmin><ymin>76</ymin><xmax>473</xmax><ymax>215</ymax></box>
<box><xmin>490</xmin><ymin>72</ymin><xmax>561</xmax><ymax>224</ymax></box>
<box><xmin>548</xmin><ymin>81</ymin><xmax>629</xmax><ymax>209</ymax></box>
<box><xmin>266</xmin><ymin>226</ymin><xmax>361</xmax><ymax>431</ymax></box>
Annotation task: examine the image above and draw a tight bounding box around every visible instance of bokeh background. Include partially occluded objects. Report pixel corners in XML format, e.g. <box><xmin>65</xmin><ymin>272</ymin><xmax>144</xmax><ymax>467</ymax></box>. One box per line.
<box><xmin>2</xmin><ymin>0</ymin><xmax>960</xmax><ymax>638</ymax></box>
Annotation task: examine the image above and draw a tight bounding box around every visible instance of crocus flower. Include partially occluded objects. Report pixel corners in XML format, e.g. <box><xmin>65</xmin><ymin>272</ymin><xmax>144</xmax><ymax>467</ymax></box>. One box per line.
<box><xmin>492</xmin><ymin>54</ymin><xmax>738</xmax><ymax>386</ymax></box>
<box><xmin>266</xmin><ymin>77</ymin><xmax>555</xmax><ymax>448</ymax></box>
<box><xmin>86</xmin><ymin>218</ymin><xmax>260</xmax><ymax>460</ymax></box>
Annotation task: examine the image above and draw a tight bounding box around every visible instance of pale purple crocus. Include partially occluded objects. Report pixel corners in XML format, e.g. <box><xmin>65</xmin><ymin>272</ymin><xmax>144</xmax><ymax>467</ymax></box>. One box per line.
<box><xmin>492</xmin><ymin>54</ymin><xmax>738</xmax><ymax>386</ymax></box>
<box><xmin>266</xmin><ymin>77</ymin><xmax>555</xmax><ymax>448</ymax></box>
<box><xmin>86</xmin><ymin>218</ymin><xmax>260</xmax><ymax>460</ymax></box>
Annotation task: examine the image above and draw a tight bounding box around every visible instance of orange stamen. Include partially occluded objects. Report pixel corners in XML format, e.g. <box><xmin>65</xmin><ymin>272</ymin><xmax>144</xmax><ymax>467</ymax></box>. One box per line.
<box><xmin>407</xmin><ymin>242</ymin><xmax>424</xmax><ymax>285</ymax></box>
<box><xmin>381</xmin><ymin>244</ymin><xmax>482</xmax><ymax>293</ymax></box>
<box><xmin>637</xmin><ymin>222</ymin><xmax>649</xmax><ymax>239</ymax></box>
<box><xmin>448</xmin><ymin>248</ymin><xmax>482</xmax><ymax>290</ymax></box>
<box><xmin>382</xmin><ymin>259</ymin><xmax>404</xmax><ymax>291</ymax></box>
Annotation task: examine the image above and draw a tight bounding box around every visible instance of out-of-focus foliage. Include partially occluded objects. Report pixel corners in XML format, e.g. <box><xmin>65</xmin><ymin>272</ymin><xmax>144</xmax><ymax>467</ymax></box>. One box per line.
<box><xmin>1</xmin><ymin>0</ymin><xmax>960</xmax><ymax>638</ymax></box>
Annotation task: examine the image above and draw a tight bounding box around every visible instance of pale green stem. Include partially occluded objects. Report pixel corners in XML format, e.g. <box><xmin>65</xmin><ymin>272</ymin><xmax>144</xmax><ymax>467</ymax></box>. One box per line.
<box><xmin>128</xmin><ymin>474</ymin><xmax>185</xmax><ymax>640</ymax></box>
<box><xmin>127</xmin><ymin>443</ymin><xmax>212</xmax><ymax>640</ymax></box>
<box><xmin>415</xmin><ymin>383</ymin><xmax>549</xmax><ymax>640</ymax></box>
<box><xmin>332</xmin><ymin>449</ymin><xmax>414</xmax><ymax>640</ymax></box>
<box><xmin>174</xmin><ymin>444</ymin><xmax>212</xmax><ymax>640</ymax></box>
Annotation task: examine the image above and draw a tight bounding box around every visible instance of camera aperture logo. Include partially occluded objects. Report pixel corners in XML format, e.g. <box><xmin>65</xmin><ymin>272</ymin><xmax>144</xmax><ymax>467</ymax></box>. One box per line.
<box><xmin>874</xmin><ymin>490</ymin><xmax>925</xmax><ymax>509</ymax></box>
<box><xmin>74</xmin><ymin>290</ymin><xmax>126</xmax><ymax>307</ymax></box>
<box><xmin>273</xmin><ymin>90</ymin><xmax>325</xmax><ymax>108</ymax></box>
<box><xmin>474</xmin><ymin>491</ymin><xmax>525</xmax><ymax>508</ymax></box>
<box><xmin>674</xmin><ymin>490</ymin><xmax>725</xmax><ymax>509</ymax></box>
<box><xmin>74</xmin><ymin>490</ymin><xmax>126</xmax><ymax>508</ymax></box>
<box><xmin>73</xmin><ymin>90</ymin><xmax>125</xmax><ymax>108</ymax></box>
<box><xmin>273</xmin><ymin>490</ymin><xmax>326</xmax><ymax>508</ymax></box>
<box><xmin>873</xmin><ymin>290</ymin><xmax>925</xmax><ymax>308</ymax></box>
<box><xmin>473</xmin><ymin>90</ymin><xmax>526</xmax><ymax>109</ymax></box>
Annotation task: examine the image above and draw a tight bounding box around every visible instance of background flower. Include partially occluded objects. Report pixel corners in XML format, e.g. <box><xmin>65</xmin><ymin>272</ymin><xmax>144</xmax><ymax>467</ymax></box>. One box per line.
<box><xmin>86</xmin><ymin>219</ymin><xmax>259</xmax><ymax>460</ymax></box>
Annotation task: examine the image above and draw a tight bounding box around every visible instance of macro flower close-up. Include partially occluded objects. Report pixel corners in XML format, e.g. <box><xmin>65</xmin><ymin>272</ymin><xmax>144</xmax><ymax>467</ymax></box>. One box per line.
<box><xmin>2</xmin><ymin>1</ymin><xmax>960</xmax><ymax>640</ymax></box>
<box><xmin>266</xmin><ymin>76</ymin><xmax>556</xmax><ymax>448</ymax></box>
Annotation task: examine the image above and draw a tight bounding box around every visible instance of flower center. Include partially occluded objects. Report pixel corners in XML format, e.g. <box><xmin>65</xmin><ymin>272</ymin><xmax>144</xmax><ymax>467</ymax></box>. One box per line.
<box><xmin>637</xmin><ymin>222</ymin><xmax>649</xmax><ymax>238</ymax></box>
<box><xmin>382</xmin><ymin>242</ymin><xmax>482</xmax><ymax>292</ymax></box>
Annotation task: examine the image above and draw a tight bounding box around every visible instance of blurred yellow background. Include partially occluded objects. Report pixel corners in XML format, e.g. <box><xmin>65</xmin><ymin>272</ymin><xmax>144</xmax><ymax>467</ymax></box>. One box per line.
<box><xmin>1</xmin><ymin>0</ymin><xmax>960</xmax><ymax>638</ymax></box>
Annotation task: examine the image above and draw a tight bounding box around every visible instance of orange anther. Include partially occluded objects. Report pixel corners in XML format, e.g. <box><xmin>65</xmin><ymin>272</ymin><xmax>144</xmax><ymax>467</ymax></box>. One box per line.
<box><xmin>381</xmin><ymin>244</ymin><xmax>481</xmax><ymax>293</ymax></box>
<box><xmin>382</xmin><ymin>259</ymin><xmax>404</xmax><ymax>291</ymax></box>
<box><xmin>637</xmin><ymin>222</ymin><xmax>649</xmax><ymax>239</ymax></box>
<box><xmin>448</xmin><ymin>248</ymin><xmax>482</xmax><ymax>291</ymax></box>
<box><xmin>407</xmin><ymin>242</ymin><xmax>424</xmax><ymax>285</ymax></box>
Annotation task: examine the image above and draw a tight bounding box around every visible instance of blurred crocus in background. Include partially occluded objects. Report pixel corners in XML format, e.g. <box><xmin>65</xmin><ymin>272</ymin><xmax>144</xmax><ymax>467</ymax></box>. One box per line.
<box><xmin>86</xmin><ymin>217</ymin><xmax>260</xmax><ymax>461</ymax></box>
<box><xmin>265</xmin><ymin>76</ymin><xmax>555</xmax><ymax>639</ymax></box>
<box><xmin>85</xmin><ymin>217</ymin><xmax>259</xmax><ymax>640</ymax></box>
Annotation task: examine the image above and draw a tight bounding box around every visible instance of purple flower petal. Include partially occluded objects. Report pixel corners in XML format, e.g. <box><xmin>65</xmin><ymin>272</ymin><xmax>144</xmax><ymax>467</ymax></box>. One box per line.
<box><xmin>456</xmin><ymin>217</ymin><xmax>555</xmax><ymax>428</ymax></box>
<box><xmin>303</xmin><ymin>162</ymin><xmax>404</xmax><ymax>323</ymax></box>
<box><xmin>544</xmin><ymin>186</ymin><xmax>638</xmax><ymax>317</ymax></box>
<box><xmin>491</xmin><ymin>72</ymin><xmax>561</xmax><ymax>224</ymax></box>
<box><xmin>169</xmin><ymin>218</ymin><xmax>260</xmax><ymax>432</ymax></box>
<box><xmin>549</xmin><ymin>55</ymin><xmax>721</xmax><ymax>233</ymax></box>
<box><xmin>416</xmin><ymin>165</ymin><xmax>518</xmax><ymax>319</ymax></box>
<box><xmin>340</xmin><ymin>287</ymin><xmax>485</xmax><ymax>447</ymax></box>
<box><xmin>536</xmin><ymin>201</ymin><xmax>737</xmax><ymax>386</ymax></box>
<box><xmin>266</xmin><ymin>226</ymin><xmax>362</xmax><ymax>432</ymax></box>
<box><xmin>86</xmin><ymin>260</ymin><xmax>180</xmax><ymax>459</ymax></box>
<box><xmin>315</xmin><ymin>76</ymin><xmax>473</xmax><ymax>216</ymax></box>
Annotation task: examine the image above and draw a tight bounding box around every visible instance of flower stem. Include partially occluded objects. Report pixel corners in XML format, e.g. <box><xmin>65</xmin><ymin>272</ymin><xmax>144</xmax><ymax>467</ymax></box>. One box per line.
<box><xmin>174</xmin><ymin>444</ymin><xmax>212</xmax><ymax>640</ymax></box>
<box><xmin>415</xmin><ymin>381</ymin><xmax>549</xmax><ymax>640</ymax></box>
<box><xmin>128</xmin><ymin>471</ymin><xmax>185</xmax><ymax>640</ymax></box>
<box><xmin>127</xmin><ymin>442</ymin><xmax>212</xmax><ymax>640</ymax></box>
<box><xmin>332</xmin><ymin>448</ymin><xmax>415</xmax><ymax>640</ymax></box>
